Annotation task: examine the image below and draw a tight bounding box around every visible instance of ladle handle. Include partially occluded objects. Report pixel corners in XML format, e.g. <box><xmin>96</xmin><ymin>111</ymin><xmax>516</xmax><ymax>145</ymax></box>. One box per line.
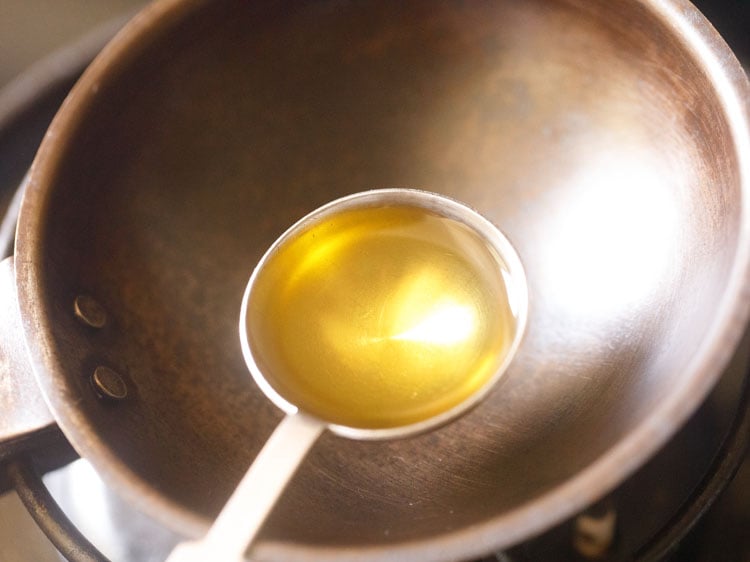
<box><xmin>166</xmin><ymin>413</ymin><xmax>324</xmax><ymax>562</ymax></box>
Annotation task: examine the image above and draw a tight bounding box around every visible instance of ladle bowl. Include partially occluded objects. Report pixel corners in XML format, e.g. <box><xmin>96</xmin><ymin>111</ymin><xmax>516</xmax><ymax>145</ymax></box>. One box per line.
<box><xmin>5</xmin><ymin>0</ymin><xmax>750</xmax><ymax>560</ymax></box>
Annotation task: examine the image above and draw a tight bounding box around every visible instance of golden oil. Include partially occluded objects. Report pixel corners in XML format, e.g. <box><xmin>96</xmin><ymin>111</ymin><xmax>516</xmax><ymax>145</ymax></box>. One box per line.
<box><xmin>245</xmin><ymin>202</ymin><xmax>518</xmax><ymax>430</ymax></box>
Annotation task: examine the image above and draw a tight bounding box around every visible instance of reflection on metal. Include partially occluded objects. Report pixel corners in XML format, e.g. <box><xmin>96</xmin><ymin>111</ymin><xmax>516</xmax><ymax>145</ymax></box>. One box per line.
<box><xmin>539</xmin><ymin>151</ymin><xmax>681</xmax><ymax>323</ymax></box>
<box><xmin>43</xmin><ymin>458</ymin><xmax>181</xmax><ymax>562</ymax></box>
<box><xmin>91</xmin><ymin>366</ymin><xmax>128</xmax><ymax>401</ymax></box>
<box><xmin>8</xmin><ymin>459</ymin><xmax>110</xmax><ymax>562</ymax></box>
<box><xmin>74</xmin><ymin>295</ymin><xmax>108</xmax><ymax>329</ymax></box>
<box><xmin>573</xmin><ymin>502</ymin><xmax>617</xmax><ymax>559</ymax></box>
<box><xmin>1</xmin><ymin>0</ymin><xmax>749</xmax><ymax>560</ymax></box>
<box><xmin>0</xmin><ymin>257</ymin><xmax>54</xmax><ymax>444</ymax></box>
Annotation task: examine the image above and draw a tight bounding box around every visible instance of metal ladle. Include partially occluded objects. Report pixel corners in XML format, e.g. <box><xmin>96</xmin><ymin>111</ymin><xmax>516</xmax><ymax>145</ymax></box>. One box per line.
<box><xmin>166</xmin><ymin>189</ymin><xmax>528</xmax><ymax>561</ymax></box>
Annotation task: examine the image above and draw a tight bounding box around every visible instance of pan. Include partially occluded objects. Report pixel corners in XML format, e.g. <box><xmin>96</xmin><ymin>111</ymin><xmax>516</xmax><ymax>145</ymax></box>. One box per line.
<box><xmin>1</xmin><ymin>0</ymin><xmax>749</xmax><ymax>560</ymax></box>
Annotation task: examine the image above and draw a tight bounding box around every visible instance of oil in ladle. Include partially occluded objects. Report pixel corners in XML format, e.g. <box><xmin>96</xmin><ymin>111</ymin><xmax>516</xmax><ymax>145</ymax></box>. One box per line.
<box><xmin>246</xmin><ymin>203</ymin><xmax>516</xmax><ymax>430</ymax></box>
<box><xmin>167</xmin><ymin>189</ymin><xmax>527</xmax><ymax>562</ymax></box>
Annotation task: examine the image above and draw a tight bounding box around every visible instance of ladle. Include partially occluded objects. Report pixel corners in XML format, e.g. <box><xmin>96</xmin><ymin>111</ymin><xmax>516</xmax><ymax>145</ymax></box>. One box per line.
<box><xmin>166</xmin><ymin>188</ymin><xmax>529</xmax><ymax>561</ymax></box>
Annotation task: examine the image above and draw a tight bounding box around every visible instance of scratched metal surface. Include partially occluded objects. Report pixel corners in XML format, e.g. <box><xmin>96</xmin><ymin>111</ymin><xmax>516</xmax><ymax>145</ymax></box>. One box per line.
<box><xmin>0</xmin><ymin>1</ymin><xmax>747</xmax><ymax>562</ymax></box>
<box><xmin>0</xmin><ymin>4</ymin><xmax>145</xmax><ymax>561</ymax></box>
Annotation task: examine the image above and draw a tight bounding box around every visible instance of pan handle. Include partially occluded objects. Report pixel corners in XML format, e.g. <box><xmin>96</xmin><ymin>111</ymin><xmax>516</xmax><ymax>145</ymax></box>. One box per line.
<box><xmin>1</xmin><ymin>184</ymin><xmax>75</xmax><ymax>477</ymax></box>
<box><xmin>0</xmin><ymin>256</ymin><xmax>110</xmax><ymax>561</ymax></box>
<box><xmin>0</xmin><ymin>254</ymin><xmax>82</xmax><ymax>486</ymax></box>
<box><xmin>0</xmin><ymin>256</ymin><xmax>59</xmax><ymax>463</ymax></box>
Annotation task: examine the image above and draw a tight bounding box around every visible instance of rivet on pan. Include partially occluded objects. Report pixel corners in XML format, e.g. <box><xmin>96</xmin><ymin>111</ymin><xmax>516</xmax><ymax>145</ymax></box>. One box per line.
<box><xmin>572</xmin><ymin>501</ymin><xmax>617</xmax><ymax>559</ymax></box>
<box><xmin>91</xmin><ymin>366</ymin><xmax>128</xmax><ymax>401</ymax></box>
<box><xmin>73</xmin><ymin>295</ymin><xmax>107</xmax><ymax>328</ymax></box>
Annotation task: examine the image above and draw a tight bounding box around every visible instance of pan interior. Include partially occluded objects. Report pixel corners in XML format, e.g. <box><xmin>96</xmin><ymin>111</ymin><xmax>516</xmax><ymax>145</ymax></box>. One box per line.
<box><xmin>26</xmin><ymin>0</ymin><xmax>746</xmax><ymax>555</ymax></box>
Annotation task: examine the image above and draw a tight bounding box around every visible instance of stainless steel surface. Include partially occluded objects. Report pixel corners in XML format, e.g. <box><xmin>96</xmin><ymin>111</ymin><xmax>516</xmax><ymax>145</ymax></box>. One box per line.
<box><xmin>0</xmin><ymin>258</ymin><xmax>55</xmax><ymax>443</ymax></box>
<box><xmin>0</xmin><ymin>1</ymin><xmax>748</xmax><ymax>560</ymax></box>
<box><xmin>9</xmin><ymin>0</ymin><xmax>749</xmax><ymax>560</ymax></box>
<box><xmin>0</xmin><ymin>6</ymin><xmax>146</xmax><ymax>561</ymax></box>
<box><xmin>241</xmin><ymin>188</ymin><xmax>528</xmax><ymax>439</ymax></box>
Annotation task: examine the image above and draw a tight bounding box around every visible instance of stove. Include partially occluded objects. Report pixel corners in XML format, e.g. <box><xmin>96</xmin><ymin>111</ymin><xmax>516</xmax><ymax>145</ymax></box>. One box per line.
<box><xmin>0</xmin><ymin>2</ymin><xmax>748</xmax><ymax>561</ymax></box>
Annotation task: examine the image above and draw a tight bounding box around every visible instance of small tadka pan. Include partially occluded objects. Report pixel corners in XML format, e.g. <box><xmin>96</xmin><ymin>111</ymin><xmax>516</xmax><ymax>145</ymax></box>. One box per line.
<box><xmin>1</xmin><ymin>1</ymin><xmax>749</xmax><ymax>561</ymax></box>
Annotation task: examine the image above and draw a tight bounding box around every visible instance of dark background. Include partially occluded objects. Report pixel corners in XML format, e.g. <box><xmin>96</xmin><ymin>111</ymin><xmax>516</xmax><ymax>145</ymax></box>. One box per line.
<box><xmin>693</xmin><ymin>0</ymin><xmax>750</xmax><ymax>63</ymax></box>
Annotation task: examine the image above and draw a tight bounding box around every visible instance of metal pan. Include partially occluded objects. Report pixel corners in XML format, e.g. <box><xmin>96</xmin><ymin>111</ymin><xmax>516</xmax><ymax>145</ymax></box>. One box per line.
<box><xmin>1</xmin><ymin>1</ymin><xmax>749</xmax><ymax>560</ymax></box>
